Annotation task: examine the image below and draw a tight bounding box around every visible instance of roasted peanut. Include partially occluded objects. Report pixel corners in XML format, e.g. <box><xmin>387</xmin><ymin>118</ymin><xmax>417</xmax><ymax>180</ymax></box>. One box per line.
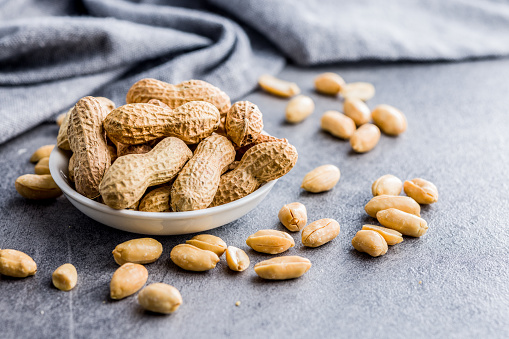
<box><xmin>352</xmin><ymin>230</ymin><xmax>388</xmax><ymax>257</ymax></box>
<box><xmin>278</xmin><ymin>202</ymin><xmax>307</xmax><ymax>232</ymax></box>
<box><xmin>371</xmin><ymin>105</ymin><xmax>407</xmax><ymax>136</ymax></box>
<box><xmin>68</xmin><ymin>154</ymin><xmax>75</xmax><ymax>182</ymax></box>
<box><xmin>285</xmin><ymin>95</ymin><xmax>315</xmax><ymax>123</ymax></box>
<box><xmin>59</xmin><ymin>98</ymin><xmax>115</xmax><ymax>152</ymax></box>
<box><xmin>301</xmin><ymin>164</ymin><xmax>340</xmax><ymax>193</ymax></box>
<box><xmin>210</xmin><ymin>141</ymin><xmax>298</xmax><ymax>207</ymax></box>
<box><xmin>404</xmin><ymin>178</ymin><xmax>439</xmax><ymax>204</ymax></box>
<box><xmin>67</xmin><ymin>97</ymin><xmax>111</xmax><ymax>198</ymax></box>
<box><xmin>344</xmin><ymin>98</ymin><xmax>371</xmax><ymax>126</ymax></box>
<box><xmin>171</xmin><ymin>135</ymin><xmax>235</xmax><ymax>211</ymax></box>
<box><xmin>320</xmin><ymin>111</ymin><xmax>356</xmax><ymax>140</ymax></box>
<box><xmin>362</xmin><ymin>225</ymin><xmax>403</xmax><ymax>245</ymax></box>
<box><xmin>110</xmin><ymin>263</ymin><xmax>148</xmax><ymax>300</ymax></box>
<box><xmin>15</xmin><ymin>174</ymin><xmax>62</xmax><ymax>199</ymax></box>
<box><xmin>234</xmin><ymin>134</ymin><xmax>288</xmax><ymax>160</ymax></box>
<box><xmin>34</xmin><ymin>157</ymin><xmax>50</xmax><ymax>175</ymax></box>
<box><xmin>138</xmin><ymin>283</ymin><xmax>182</xmax><ymax>314</ymax></box>
<box><xmin>30</xmin><ymin>145</ymin><xmax>54</xmax><ymax>163</ymax></box>
<box><xmin>225</xmin><ymin>101</ymin><xmax>264</xmax><ymax>147</ymax></box>
<box><xmin>112</xmin><ymin>238</ymin><xmax>163</xmax><ymax>265</ymax></box>
<box><xmin>99</xmin><ymin>137</ymin><xmax>192</xmax><ymax>209</ymax></box>
<box><xmin>365</xmin><ymin>195</ymin><xmax>421</xmax><ymax>217</ymax></box>
<box><xmin>258</xmin><ymin>74</ymin><xmax>300</xmax><ymax>97</ymax></box>
<box><xmin>246</xmin><ymin>230</ymin><xmax>295</xmax><ymax>254</ymax></box>
<box><xmin>138</xmin><ymin>186</ymin><xmax>172</xmax><ymax>212</ymax></box>
<box><xmin>254</xmin><ymin>256</ymin><xmax>311</xmax><ymax>280</ymax></box>
<box><xmin>170</xmin><ymin>244</ymin><xmax>220</xmax><ymax>271</ymax></box>
<box><xmin>57</xmin><ymin>109</ymin><xmax>72</xmax><ymax>150</ymax></box>
<box><xmin>376</xmin><ymin>208</ymin><xmax>428</xmax><ymax>237</ymax></box>
<box><xmin>103</xmin><ymin>101</ymin><xmax>220</xmax><ymax>145</ymax></box>
<box><xmin>126</xmin><ymin>78</ymin><xmax>231</xmax><ymax>116</ymax></box>
<box><xmin>52</xmin><ymin>264</ymin><xmax>78</xmax><ymax>291</ymax></box>
<box><xmin>340</xmin><ymin>82</ymin><xmax>375</xmax><ymax>101</ymax></box>
<box><xmin>350</xmin><ymin>123</ymin><xmax>380</xmax><ymax>153</ymax></box>
<box><xmin>186</xmin><ymin>234</ymin><xmax>227</xmax><ymax>257</ymax></box>
<box><xmin>314</xmin><ymin>72</ymin><xmax>345</xmax><ymax>95</ymax></box>
<box><xmin>225</xmin><ymin>246</ymin><xmax>250</xmax><ymax>272</ymax></box>
<box><xmin>372</xmin><ymin>174</ymin><xmax>403</xmax><ymax>196</ymax></box>
<box><xmin>0</xmin><ymin>249</ymin><xmax>37</xmax><ymax>278</ymax></box>
<box><xmin>301</xmin><ymin>218</ymin><xmax>340</xmax><ymax>247</ymax></box>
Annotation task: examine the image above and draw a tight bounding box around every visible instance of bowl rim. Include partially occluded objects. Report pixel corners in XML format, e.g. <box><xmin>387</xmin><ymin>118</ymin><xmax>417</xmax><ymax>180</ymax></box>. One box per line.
<box><xmin>49</xmin><ymin>147</ymin><xmax>277</xmax><ymax>220</ymax></box>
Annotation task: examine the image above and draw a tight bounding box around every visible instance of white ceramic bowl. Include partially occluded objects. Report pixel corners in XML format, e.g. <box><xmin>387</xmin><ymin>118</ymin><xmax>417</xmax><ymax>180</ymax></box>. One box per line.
<box><xmin>49</xmin><ymin>147</ymin><xmax>276</xmax><ymax>235</ymax></box>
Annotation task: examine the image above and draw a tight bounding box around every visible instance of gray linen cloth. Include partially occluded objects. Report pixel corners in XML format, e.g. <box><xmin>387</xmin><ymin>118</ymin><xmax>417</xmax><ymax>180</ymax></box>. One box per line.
<box><xmin>1</xmin><ymin>0</ymin><xmax>509</xmax><ymax>144</ymax></box>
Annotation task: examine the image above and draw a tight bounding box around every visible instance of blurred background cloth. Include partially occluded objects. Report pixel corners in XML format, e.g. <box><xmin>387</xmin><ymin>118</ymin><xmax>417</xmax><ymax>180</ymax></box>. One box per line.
<box><xmin>1</xmin><ymin>0</ymin><xmax>509</xmax><ymax>144</ymax></box>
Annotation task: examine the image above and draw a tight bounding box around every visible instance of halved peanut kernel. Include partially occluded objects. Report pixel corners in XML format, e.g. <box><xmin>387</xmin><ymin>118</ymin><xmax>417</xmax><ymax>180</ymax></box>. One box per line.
<box><xmin>340</xmin><ymin>82</ymin><xmax>375</xmax><ymax>101</ymax></box>
<box><xmin>301</xmin><ymin>218</ymin><xmax>340</xmax><ymax>247</ymax></box>
<box><xmin>371</xmin><ymin>104</ymin><xmax>407</xmax><ymax>136</ymax></box>
<box><xmin>225</xmin><ymin>246</ymin><xmax>250</xmax><ymax>272</ymax></box>
<box><xmin>254</xmin><ymin>256</ymin><xmax>311</xmax><ymax>280</ymax></box>
<box><xmin>344</xmin><ymin>98</ymin><xmax>371</xmax><ymax>126</ymax></box>
<box><xmin>320</xmin><ymin>111</ymin><xmax>356</xmax><ymax>140</ymax></box>
<box><xmin>352</xmin><ymin>230</ymin><xmax>388</xmax><ymax>257</ymax></box>
<box><xmin>350</xmin><ymin>124</ymin><xmax>380</xmax><ymax>153</ymax></box>
<box><xmin>314</xmin><ymin>73</ymin><xmax>345</xmax><ymax>95</ymax></box>
<box><xmin>376</xmin><ymin>208</ymin><xmax>428</xmax><ymax>237</ymax></box>
<box><xmin>258</xmin><ymin>75</ymin><xmax>300</xmax><ymax>97</ymax></box>
<box><xmin>186</xmin><ymin>234</ymin><xmax>227</xmax><ymax>257</ymax></box>
<box><xmin>372</xmin><ymin>174</ymin><xmax>403</xmax><ymax>196</ymax></box>
<box><xmin>278</xmin><ymin>202</ymin><xmax>307</xmax><ymax>232</ymax></box>
<box><xmin>285</xmin><ymin>95</ymin><xmax>315</xmax><ymax>123</ymax></box>
<box><xmin>365</xmin><ymin>195</ymin><xmax>421</xmax><ymax>218</ymax></box>
<box><xmin>362</xmin><ymin>225</ymin><xmax>403</xmax><ymax>245</ymax></box>
<box><xmin>404</xmin><ymin>178</ymin><xmax>438</xmax><ymax>204</ymax></box>
<box><xmin>246</xmin><ymin>230</ymin><xmax>295</xmax><ymax>254</ymax></box>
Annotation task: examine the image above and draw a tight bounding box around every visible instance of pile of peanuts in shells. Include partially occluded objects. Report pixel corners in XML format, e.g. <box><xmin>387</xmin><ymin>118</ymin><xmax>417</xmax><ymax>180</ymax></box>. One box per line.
<box><xmin>3</xmin><ymin>73</ymin><xmax>439</xmax><ymax>314</ymax></box>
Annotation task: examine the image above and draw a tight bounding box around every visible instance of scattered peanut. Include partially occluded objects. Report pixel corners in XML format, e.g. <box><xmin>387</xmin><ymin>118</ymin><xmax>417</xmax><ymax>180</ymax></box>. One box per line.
<box><xmin>30</xmin><ymin>145</ymin><xmax>54</xmax><ymax>163</ymax></box>
<box><xmin>110</xmin><ymin>263</ymin><xmax>148</xmax><ymax>300</ymax></box>
<box><xmin>138</xmin><ymin>186</ymin><xmax>172</xmax><ymax>212</ymax></box>
<box><xmin>225</xmin><ymin>246</ymin><xmax>250</xmax><ymax>272</ymax></box>
<box><xmin>103</xmin><ymin>101</ymin><xmax>220</xmax><ymax>145</ymax></box>
<box><xmin>350</xmin><ymin>123</ymin><xmax>380</xmax><ymax>153</ymax></box>
<box><xmin>258</xmin><ymin>74</ymin><xmax>300</xmax><ymax>97</ymax></box>
<box><xmin>112</xmin><ymin>238</ymin><xmax>163</xmax><ymax>265</ymax></box>
<box><xmin>52</xmin><ymin>264</ymin><xmax>78</xmax><ymax>291</ymax></box>
<box><xmin>0</xmin><ymin>249</ymin><xmax>37</xmax><ymax>278</ymax></box>
<box><xmin>210</xmin><ymin>141</ymin><xmax>298</xmax><ymax>207</ymax></box>
<box><xmin>225</xmin><ymin>101</ymin><xmax>264</xmax><ymax>147</ymax></box>
<box><xmin>246</xmin><ymin>230</ymin><xmax>295</xmax><ymax>254</ymax></box>
<box><xmin>34</xmin><ymin>157</ymin><xmax>50</xmax><ymax>175</ymax></box>
<box><xmin>320</xmin><ymin>111</ymin><xmax>356</xmax><ymax>140</ymax></box>
<box><xmin>344</xmin><ymin>98</ymin><xmax>371</xmax><ymax>126</ymax></box>
<box><xmin>376</xmin><ymin>208</ymin><xmax>428</xmax><ymax>237</ymax></box>
<box><xmin>138</xmin><ymin>283</ymin><xmax>182</xmax><ymax>314</ymax></box>
<box><xmin>171</xmin><ymin>135</ymin><xmax>235</xmax><ymax>211</ymax></box>
<box><xmin>285</xmin><ymin>95</ymin><xmax>315</xmax><ymax>123</ymax></box>
<box><xmin>351</xmin><ymin>230</ymin><xmax>388</xmax><ymax>257</ymax></box>
<box><xmin>126</xmin><ymin>78</ymin><xmax>231</xmax><ymax>116</ymax></box>
<box><xmin>170</xmin><ymin>244</ymin><xmax>220</xmax><ymax>271</ymax></box>
<box><xmin>186</xmin><ymin>234</ymin><xmax>227</xmax><ymax>257</ymax></box>
<box><xmin>67</xmin><ymin>96</ymin><xmax>111</xmax><ymax>198</ymax></box>
<box><xmin>371</xmin><ymin>174</ymin><xmax>403</xmax><ymax>196</ymax></box>
<box><xmin>362</xmin><ymin>225</ymin><xmax>403</xmax><ymax>245</ymax></box>
<box><xmin>371</xmin><ymin>105</ymin><xmax>407</xmax><ymax>136</ymax></box>
<box><xmin>314</xmin><ymin>72</ymin><xmax>345</xmax><ymax>95</ymax></box>
<box><xmin>340</xmin><ymin>82</ymin><xmax>375</xmax><ymax>101</ymax></box>
<box><xmin>278</xmin><ymin>202</ymin><xmax>307</xmax><ymax>232</ymax></box>
<box><xmin>301</xmin><ymin>164</ymin><xmax>340</xmax><ymax>193</ymax></box>
<box><xmin>404</xmin><ymin>178</ymin><xmax>439</xmax><ymax>204</ymax></box>
<box><xmin>365</xmin><ymin>195</ymin><xmax>421</xmax><ymax>217</ymax></box>
<box><xmin>301</xmin><ymin>218</ymin><xmax>340</xmax><ymax>247</ymax></box>
<box><xmin>15</xmin><ymin>174</ymin><xmax>62</xmax><ymax>199</ymax></box>
<box><xmin>254</xmin><ymin>256</ymin><xmax>311</xmax><ymax>280</ymax></box>
<box><xmin>99</xmin><ymin>137</ymin><xmax>192</xmax><ymax>209</ymax></box>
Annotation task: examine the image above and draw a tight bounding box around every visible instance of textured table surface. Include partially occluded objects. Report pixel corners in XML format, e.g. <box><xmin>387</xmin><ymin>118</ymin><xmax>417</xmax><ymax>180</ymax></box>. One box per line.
<box><xmin>1</xmin><ymin>59</ymin><xmax>508</xmax><ymax>339</ymax></box>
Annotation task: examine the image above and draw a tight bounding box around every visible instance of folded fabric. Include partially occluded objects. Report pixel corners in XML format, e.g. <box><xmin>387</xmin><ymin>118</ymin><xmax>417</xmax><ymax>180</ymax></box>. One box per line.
<box><xmin>1</xmin><ymin>0</ymin><xmax>508</xmax><ymax>144</ymax></box>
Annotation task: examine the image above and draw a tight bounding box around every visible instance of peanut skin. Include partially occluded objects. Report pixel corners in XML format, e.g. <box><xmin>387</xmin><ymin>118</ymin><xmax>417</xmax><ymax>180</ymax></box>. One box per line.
<box><xmin>210</xmin><ymin>141</ymin><xmax>298</xmax><ymax>207</ymax></box>
<box><xmin>103</xmin><ymin>102</ymin><xmax>220</xmax><ymax>145</ymax></box>
<box><xmin>126</xmin><ymin>78</ymin><xmax>231</xmax><ymax>116</ymax></box>
<box><xmin>171</xmin><ymin>134</ymin><xmax>235</xmax><ymax>211</ymax></box>
<box><xmin>67</xmin><ymin>97</ymin><xmax>111</xmax><ymax>198</ymax></box>
<box><xmin>99</xmin><ymin>137</ymin><xmax>192</xmax><ymax>209</ymax></box>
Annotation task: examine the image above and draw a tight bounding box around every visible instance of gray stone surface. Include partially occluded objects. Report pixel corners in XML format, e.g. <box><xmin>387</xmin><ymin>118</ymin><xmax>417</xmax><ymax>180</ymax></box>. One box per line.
<box><xmin>1</xmin><ymin>59</ymin><xmax>508</xmax><ymax>339</ymax></box>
